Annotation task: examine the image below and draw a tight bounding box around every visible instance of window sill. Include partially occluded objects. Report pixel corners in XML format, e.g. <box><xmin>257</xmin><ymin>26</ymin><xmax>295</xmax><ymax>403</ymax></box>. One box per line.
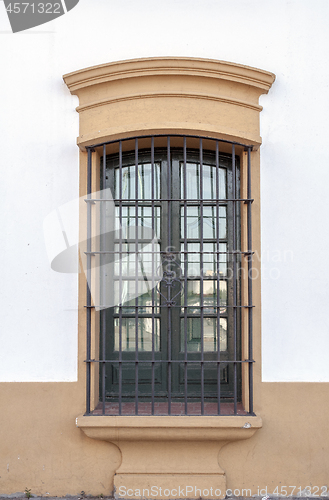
<box><xmin>76</xmin><ymin>414</ymin><xmax>262</xmax><ymax>442</ymax></box>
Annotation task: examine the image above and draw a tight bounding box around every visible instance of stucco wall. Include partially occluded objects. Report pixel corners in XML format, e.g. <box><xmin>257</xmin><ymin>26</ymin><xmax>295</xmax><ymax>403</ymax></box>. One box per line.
<box><xmin>1</xmin><ymin>0</ymin><xmax>329</xmax><ymax>383</ymax></box>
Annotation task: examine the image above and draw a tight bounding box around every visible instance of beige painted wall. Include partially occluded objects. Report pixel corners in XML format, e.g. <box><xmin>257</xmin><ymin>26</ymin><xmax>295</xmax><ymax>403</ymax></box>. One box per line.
<box><xmin>1</xmin><ymin>383</ymin><xmax>328</xmax><ymax>496</ymax></box>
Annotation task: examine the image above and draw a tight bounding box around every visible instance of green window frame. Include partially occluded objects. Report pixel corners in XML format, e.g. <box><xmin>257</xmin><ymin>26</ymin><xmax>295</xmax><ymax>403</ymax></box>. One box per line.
<box><xmin>97</xmin><ymin>137</ymin><xmax>242</xmax><ymax>414</ymax></box>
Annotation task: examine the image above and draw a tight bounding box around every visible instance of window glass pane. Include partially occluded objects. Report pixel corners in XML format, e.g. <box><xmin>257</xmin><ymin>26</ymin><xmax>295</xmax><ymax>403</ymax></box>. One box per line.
<box><xmin>202</xmin><ymin>164</ymin><xmax>226</xmax><ymax>199</ymax></box>
<box><xmin>204</xmin><ymin>242</ymin><xmax>227</xmax><ymax>277</ymax></box>
<box><xmin>217</xmin><ymin>280</ymin><xmax>227</xmax><ymax>313</ymax></box>
<box><xmin>115</xmin><ymin>163</ymin><xmax>160</xmax><ymax>200</ymax></box>
<box><xmin>181</xmin><ymin>206</ymin><xmax>226</xmax><ymax>239</ymax></box>
<box><xmin>115</xmin><ymin>206</ymin><xmax>161</xmax><ymax>239</ymax></box>
<box><xmin>114</xmin><ymin>317</ymin><xmax>160</xmax><ymax>352</ymax></box>
<box><xmin>182</xmin><ymin>162</ymin><xmax>199</xmax><ymax>199</ymax></box>
<box><xmin>180</xmin><ymin>317</ymin><xmax>227</xmax><ymax>352</ymax></box>
<box><xmin>182</xmin><ymin>242</ymin><xmax>227</xmax><ymax>277</ymax></box>
<box><xmin>114</xmin><ymin>282</ymin><xmax>160</xmax><ymax>314</ymax></box>
<box><xmin>184</xmin><ymin>280</ymin><xmax>227</xmax><ymax>313</ymax></box>
<box><xmin>114</xmin><ymin>243</ymin><xmax>161</xmax><ymax>276</ymax></box>
<box><xmin>180</xmin><ymin>163</ymin><xmax>226</xmax><ymax>200</ymax></box>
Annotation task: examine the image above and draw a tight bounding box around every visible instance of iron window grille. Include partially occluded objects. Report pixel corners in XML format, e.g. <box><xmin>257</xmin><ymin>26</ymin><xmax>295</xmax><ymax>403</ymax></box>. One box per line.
<box><xmin>84</xmin><ymin>134</ymin><xmax>254</xmax><ymax>416</ymax></box>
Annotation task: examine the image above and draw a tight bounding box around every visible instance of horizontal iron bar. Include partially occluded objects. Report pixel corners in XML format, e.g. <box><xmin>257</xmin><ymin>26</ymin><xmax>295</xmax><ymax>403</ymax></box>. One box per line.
<box><xmin>85</xmin><ymin>198</ymin><xmax>254</xmax><ymax>203</ymax></box>
<box><xmin>100</xmin><ymin>399</ymin><xmax>243</xmax><ymax>404</ymax></box>
<box><xmin>102</xmin><ymin>396</ymin><xmax>241</xmax><ymax>399</ymax></box>
<box><xmin>87</xmin><ymin>277</ymin><xmax>231</xmax><ymax>283</ymax></box>
<box><xmin>84</xmin><ymin>250</ymin><xmax>253</xmax><ymax>255</ymax></box>
<box><xmin>95</xmin><ymin>304</ymin><xmax>253</xmax><ymax>310</ymax></box>
<box><xmin>89</xmin><ymin>274</ymin><xmax>242</xmax><ymax>280</ymax></box>
<box><xmin>85</xmin><ymin>359</ymin><xmax>255</xmax><ymax>364</ymax></box>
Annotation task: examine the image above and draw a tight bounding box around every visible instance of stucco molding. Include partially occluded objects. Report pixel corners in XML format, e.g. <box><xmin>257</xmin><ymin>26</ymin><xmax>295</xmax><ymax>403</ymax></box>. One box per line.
<box><xmin>63</xmin><ymin>57</ymin><xmax>275</xmax><ymax>150</ymax></box>
<box><xmin>76</xmin><ymin>414</ymin><xmax>262</xmax><ymax>442</ymax></box>
<box><xmin>64</xmin><ymin>57</ymin><xmax>275</xmax><ymax>94</ymax></box>
<box><xmin>76</xmin><ymin>92</ymin><xmax>262</xmax><ymax>113</ymax></box>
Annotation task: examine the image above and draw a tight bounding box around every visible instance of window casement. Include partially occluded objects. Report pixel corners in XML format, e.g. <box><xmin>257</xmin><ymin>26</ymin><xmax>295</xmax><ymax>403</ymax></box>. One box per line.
<box><xmin>63</xmin><ymin>57</ymin><xmax>274</xmax><ymax>499</ymax></box>
<box><xmin>85</xmin><ymin>135</ymin><xmax>249</xmax><ymax>416</ymax></box>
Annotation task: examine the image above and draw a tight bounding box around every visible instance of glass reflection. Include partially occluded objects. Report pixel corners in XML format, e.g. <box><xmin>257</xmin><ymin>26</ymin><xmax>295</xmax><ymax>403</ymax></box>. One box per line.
<box><xmin>180</xmin><ymin>163</ymin><xmax>226</xmax><ymax>200</ymax></box>
<box><xmin>114</xmin><ymin>317</ymin><xmax>160</xmax><ymax>352</ymax></box>
<box><xmin>185</xmin><ymin>280</ymin><xmax>227</xmax><ymax>313</ymax></box>
<box><xmin>181</xmin><ymin>206</ymin><xmax>226</xmax><ymax>239</ymax></box>
<box><xmin>181</xmin><ymin>243</ymin><xmax>227</xmax><ymax>277</ymax></box>
<box><xmin>180</xmin><ymin>317</ymin><xmax>227</xmax><ymax>352</ymax></box>
<box><xmin>115</xmin><ymin>163</ymin><xmax>160</xmax><ymax>200</ymax></box>
<box><xmin>115</xmin><ymin>206</ymin><xmax>161</xmax><ymax>240</ymax></box>
<box><xmin>114</xmin><ymin>285</ymin><xmax>160</xmax><ymax>315</ymax></box>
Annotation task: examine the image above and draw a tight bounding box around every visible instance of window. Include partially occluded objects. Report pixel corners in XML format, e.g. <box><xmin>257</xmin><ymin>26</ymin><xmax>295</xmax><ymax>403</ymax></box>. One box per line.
<box><xmin>85</xmin><ymin>134</ymin><xmax>252</xmax><ymax>416</ymax></box>
<box><xmin>64</xmin><ymin>58</ymin><xmax>274</xmax><ymax>495</ymax></box>
<box><xmin>62</xmin><ymin>55</ymin><xmax>275</xmax><ymax>420</ymax></box>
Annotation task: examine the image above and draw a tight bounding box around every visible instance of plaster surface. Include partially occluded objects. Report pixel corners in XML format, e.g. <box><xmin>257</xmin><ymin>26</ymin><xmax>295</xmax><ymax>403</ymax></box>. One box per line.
<box><xmin>1</xmin><ymin>0</ymin><xmax>329</xmax><ymax>382</ymax></box>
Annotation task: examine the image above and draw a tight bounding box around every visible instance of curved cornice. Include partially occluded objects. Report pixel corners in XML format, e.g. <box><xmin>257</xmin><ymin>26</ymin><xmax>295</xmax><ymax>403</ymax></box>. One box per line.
<box><xmin>63</xmin><ymin>57</ymin><xmax>275</xmax><ymax>149</ymax></box>
<box><xmin>64</xmin><ymin>57</ymin><xmax>275</xmax><ymax>94</ymax></box>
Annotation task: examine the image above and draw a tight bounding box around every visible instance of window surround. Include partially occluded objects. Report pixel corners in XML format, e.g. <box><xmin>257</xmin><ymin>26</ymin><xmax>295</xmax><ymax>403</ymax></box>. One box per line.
<box><xmin>64</xmin><ymin>57</ymin><xmax>275</xmax><ymax>499</ymax></box>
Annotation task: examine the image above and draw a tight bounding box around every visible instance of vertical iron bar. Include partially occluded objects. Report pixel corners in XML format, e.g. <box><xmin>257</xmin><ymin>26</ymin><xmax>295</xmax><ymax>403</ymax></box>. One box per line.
<box><xmin>86</xmin><ymin>147</ymin><xmax>92</xmax><ymax>415</ymax></box>
<box><xmin>215</xmin><ymin>141</ymin><xmax>221</xmax><ymax>415</ymax></box>
<box><xmin>119</xmin><ymin>141</ymin><xmax>123</xmax><ymax>415</ymax></box>
<box><xmin>151</xmin><ymin>137</ymin><xmax>155</xmax><ymax>415</ymax></box>
<box><xmin>101</xmin><ymin>144</ymin><xmax>106</xmax><ymax>415</ymax></box>
<box><xmin>141</xmin><ymin>164</ymin><xmax>145</xmax><ymax>352</ymax></box>
<box><xmin>135</xmin><ymin>138</ymin><xmax>139</xmax><ymax>415</ymax></box>
<box><xmin>199</xmin><ymin>139</ymin><xmax>204</xmax><ymax>415</ymax></box>
<box><xmin>183</xmin><ymin>137</ymin><xmax>188</xmax><ymax>415</ymax></box>
<box><xmin>247</xmin><ymin>147</ymin><xmax>253</xmax><ymax>414</ymax></box>
<box><xmin>167</xmin><ymin>136</ymin><xmax>172</xmax><ymax>415</ymax></box>
<box><xmin>232</xmin><ymin>144</ymin><xmax>237</xmax><ymax>415</ymax></box>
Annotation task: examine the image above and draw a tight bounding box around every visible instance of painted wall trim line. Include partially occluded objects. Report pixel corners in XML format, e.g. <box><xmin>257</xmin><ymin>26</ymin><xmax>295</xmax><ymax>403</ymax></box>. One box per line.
<box><xmin>76</xmin><ymin>92</ymin><xmax>263</xmax><ymax>113</ymax></box>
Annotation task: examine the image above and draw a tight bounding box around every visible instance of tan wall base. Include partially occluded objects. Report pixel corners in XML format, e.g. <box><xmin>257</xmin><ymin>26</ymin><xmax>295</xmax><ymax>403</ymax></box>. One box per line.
<box><xmin>114</xmin><ymin>474</ymin><xmax>226</xmax><ymax>499</ymax></box>
<box><xmin>1</xmin><ymin>383</ymin><xmax>329</xmax><ymax>496</ymax></box>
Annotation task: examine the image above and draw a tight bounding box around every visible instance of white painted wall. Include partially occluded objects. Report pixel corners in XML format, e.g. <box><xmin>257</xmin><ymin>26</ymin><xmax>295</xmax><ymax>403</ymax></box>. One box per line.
<box><xmin>1</xmin><ymin>0</ymin><xmax>328</xmax><ymax>381</ymax></box>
